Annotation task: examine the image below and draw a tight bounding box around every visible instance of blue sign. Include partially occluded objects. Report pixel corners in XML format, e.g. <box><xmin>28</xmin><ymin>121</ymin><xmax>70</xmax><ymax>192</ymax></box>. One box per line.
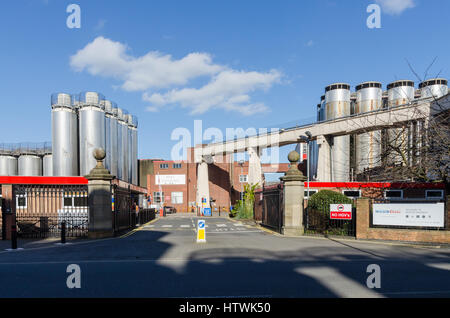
<box><xmin>198</xmin><ymin>221</ymin><xmax>205</xmax><ymax>229</ymax></box>
<box><xmin>203</xmin><ymin>208</ymin><xmax>211</xmax><ymax>216</ymax></box>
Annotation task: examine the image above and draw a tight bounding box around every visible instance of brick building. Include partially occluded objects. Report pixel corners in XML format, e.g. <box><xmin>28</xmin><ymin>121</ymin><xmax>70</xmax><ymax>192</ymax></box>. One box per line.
<box><xmin>139</xmin><ymin>147</ymin><xmax>290</xmax><ymax>212</ymax></box>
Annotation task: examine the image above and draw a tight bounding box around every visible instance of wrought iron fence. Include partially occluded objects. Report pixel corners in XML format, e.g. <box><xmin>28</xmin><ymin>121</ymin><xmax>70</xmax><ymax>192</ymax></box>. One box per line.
<box><xmin>138</xmin><ymin>208</ymin><xmax>156</xmax><ymax>225</ymax></box>
<box><xmin>112</xmin><ymin>185</ymin><xmax>135</xmax><ymax>234</ymax></box>
<box><xmin>304</xmin><ymin>200</ymin><xmax>356</xmax><ymax>237</ymax></box>
<box><xmin>14</xmin><ymin>184</ymin><xmax>89</xmax><ymax>238</ymax></box>
<box><xmin>261</xmin><ymin>185</ymin><xmax>283</xmax><ymax>233</ymax></box>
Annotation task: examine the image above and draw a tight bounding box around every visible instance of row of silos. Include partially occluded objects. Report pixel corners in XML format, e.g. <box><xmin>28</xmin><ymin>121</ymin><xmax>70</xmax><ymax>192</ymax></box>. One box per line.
<box><xmin>51</xmin><ymin>92</ymin><xmax>139</xmax><ymax>184</ymax></box>
<box><xmin>313</xmin><ymin>78</ymin><xmax>448</xmax><ymax>182</ymax></box>
<box><xmin>0</xmin><ymin>144</ymin><xmax>52</xmax><ymax>176</ymax></box>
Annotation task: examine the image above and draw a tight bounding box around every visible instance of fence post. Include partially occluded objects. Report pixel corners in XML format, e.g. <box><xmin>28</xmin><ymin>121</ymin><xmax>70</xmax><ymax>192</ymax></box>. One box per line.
<box><xmin>61</xmin><ymin>221</ymin><xmax>66</xmax><ymax>244</ymax></box>
<box><xmin>85</xmin><ymin>148</ymin><xmax>114</xmax><ymax>239</ymax></box>
<box><xmin>280</xmin><ymin>151</ymin><xmax>307</xmax><ymax>236</ymax></box>
<box><xmin>1</xmin><ymin>184</ymin><xmax>16</xmax><ymax>240</ymax></box>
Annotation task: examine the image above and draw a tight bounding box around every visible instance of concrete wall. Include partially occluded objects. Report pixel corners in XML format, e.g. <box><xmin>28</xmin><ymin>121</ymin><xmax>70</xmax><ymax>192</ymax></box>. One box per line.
<box><xmin>356</xmin><ymin>198</ymin><xmax>450</xmax><ymax>244</ymax></box>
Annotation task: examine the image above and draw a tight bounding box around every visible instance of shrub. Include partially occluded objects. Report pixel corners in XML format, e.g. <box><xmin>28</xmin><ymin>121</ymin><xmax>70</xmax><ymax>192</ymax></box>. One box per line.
<box><xmin>308</xmin><ymin>190</ymin><xmax>353</xmax><ymax>214</ymax></box>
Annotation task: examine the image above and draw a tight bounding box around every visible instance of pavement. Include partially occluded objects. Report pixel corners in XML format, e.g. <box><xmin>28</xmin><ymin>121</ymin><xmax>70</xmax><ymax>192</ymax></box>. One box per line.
<box><xmin>0</xmin><ymin>214</ymin><xmax>449</xmax><ymax>298</ymax></box>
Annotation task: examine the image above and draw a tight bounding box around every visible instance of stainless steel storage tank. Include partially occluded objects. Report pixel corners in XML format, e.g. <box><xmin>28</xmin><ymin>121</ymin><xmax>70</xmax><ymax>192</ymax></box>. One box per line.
<box><xmin>43</xmin><ymin>154</ymin><xmax>53</xmax><ymax>176</ymax></box>
<box><xmin>0</xmin><ymin>155</ymin><xmax>18</xmax><ymax>176</ymax></box>
<box><xmin>18</xmin><ymin>154</ymin><xmax>42</xmax><ymax>176</ymax></box>
<box><xmin>78</xmin><ymin>92</ymin><xmax>106</xmax><ymax>176</ymax></box>
<box><xmin>117</xmin><ymin>108</ymin><xmax>129</xmax><ymax>182</ymax></box>
<box><xmin>387</xmin><ymin>80</ymin><xmax>415</xmax><ymax>166</ymax></box>
<box><xmin>325</xmin><ymin>83</ymin><xmax>351</xmax><ymax>182</ymax></box>
<box><xmin>51</xmin><ymin>93</ymin><xmax>79</xmax><ymax>176</ymax></box>
<box><xmin>419</xmin><ymin>78</ymin><xmax>448</xmax><ymax>99</ymax></box>
<box><xmin>355</xmin><ymin>82</ymin><xmax>383</xmax><ymax>174</ymax></box>
<box><xmin>130</xmin><ymin>115</ymin><xmax>138</xmax><ymax>185</ymax></box>
<box><xmin>103</xmin><ymin>100</ymin><xmax>118</xmax><ymax>177</ymax></box>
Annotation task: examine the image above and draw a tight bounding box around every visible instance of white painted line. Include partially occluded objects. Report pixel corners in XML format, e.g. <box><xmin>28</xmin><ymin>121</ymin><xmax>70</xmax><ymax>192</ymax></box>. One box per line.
<box><xmin>216</xmin><ymin>224</ymin><xmax>227</xmax><ymax>227</ymax></box>
<box><xmin>234</xmin><ymin>223</ymin><xmax>245</xmax><ymax>227</ymax></box>
<box><xmin>180</xmin><ymin>225</ymin><xmax>190</xmax><ymax>228</ymax></box>
<box><xmin>144</xmin><ymin>225</ymin><xmax>155</xmax><ymax>228</ymax></box>
<box><xmin>161</xmin><ymin>225</ymin><xmax>173</xmax><ymax>228</ymax></box>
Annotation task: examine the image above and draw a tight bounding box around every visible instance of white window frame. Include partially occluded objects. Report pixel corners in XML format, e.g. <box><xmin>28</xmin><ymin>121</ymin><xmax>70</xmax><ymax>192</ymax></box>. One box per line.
<box><xmin>384</xmin><ymin>189</ymin><xmax>403</xmax><ymax>200</ymax></box>
<box><xmin>342</xmin><ymin>189</ymin><xmax>361</xmax><ymax>198</ymax></box>
<box><xmin>171</xmin><ymin>192</ymin><xmax>183</xmax><ymax>204</ymax></box>
<box><xmin>153</xmin><ymin>191</ymin><xmax>164</xmax><ymax>204</ymax></box>
<box><xmin>425</xmin><ymin>190</ymin><xmax>444</xmax><ymax>200</ymax></box>
<box><xmin>304</xmin><ymin>189</ymin><xmax>318</xmax><ymax>198</ymax></box>
<box><xmin>63</xmin><ymin>192</ymin><xmax>88</xmax><ymax>209</ymax></box>
<box><xmin>16</xmin><ymin>193</ymin><xmax>27</xmax><ymax>209</ymax></box>
<box><xmin>172</xmin><ymin>163</ymin><xmax>182</xmax><ymax>169</ymax></box>
<box><xmin>239</xmin><ymin>175</ymin><xmax>248</xmax><ymax>183</ymax></box>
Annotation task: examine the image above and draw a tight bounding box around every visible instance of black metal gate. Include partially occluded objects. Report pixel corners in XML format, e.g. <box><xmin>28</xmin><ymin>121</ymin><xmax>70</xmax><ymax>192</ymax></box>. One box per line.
<box><xmin>261</xmin><ymin>185</ymin><xmax>283</xmax><ymax>233</ymax></box>
<box><xmin>112</xmin><ymin>184</ymin><xmax>135</xmax><ymax>234</ymax></box>
<box><xmin>14</xmin><ymin>184</ymin><xmax>89</xmax><ymax>238</ymax></box>
<box><xmin>304</xmin><ymin>200</ymin><xmax>356</xmax><ymax>237</ymax></box>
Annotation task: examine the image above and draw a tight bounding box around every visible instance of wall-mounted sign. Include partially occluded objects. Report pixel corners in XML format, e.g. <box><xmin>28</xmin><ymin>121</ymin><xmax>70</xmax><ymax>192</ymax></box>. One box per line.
<box><xmin>155</xmin><ymin>174</ymin><xmax>186</xmax><ymax>185</ymax></box>
<box><xmin>373</xmin><ymin>203</ymin><xmax>445</xmax><ymax>228</ymax></box>
<box><xmin>330</xmin><ymin>204</ymin><xmax>352</xmax><ymax>220</ymax></box>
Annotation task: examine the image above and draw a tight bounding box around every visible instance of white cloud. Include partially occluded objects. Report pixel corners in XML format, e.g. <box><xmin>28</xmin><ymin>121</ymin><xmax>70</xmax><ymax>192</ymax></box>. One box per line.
<box><xmin>305</xmin><ymin>40</ymin><xmax>314</xmax><ymax>47</ymax></box>
<box><xmin>144</xmin><ymin>70</ymin><xmax>281</xmax><ymax>115</ymax></box>
<box><xmin>375</xmin><ymin>0</ymin><xmax>415</xmax><ymax>15</ymax></box>
<box><xmin>70</xmin><ymin>37</ymin><xmax>282</xmax><ymax>115</ymax></box>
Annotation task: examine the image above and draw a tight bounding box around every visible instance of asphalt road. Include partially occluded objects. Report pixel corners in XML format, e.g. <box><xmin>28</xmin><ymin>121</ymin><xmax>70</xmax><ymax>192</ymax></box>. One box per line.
<box><xmin>0</xmin><ymin>215</ymin><xmax>449</xmax><ymax>298</ymax></box>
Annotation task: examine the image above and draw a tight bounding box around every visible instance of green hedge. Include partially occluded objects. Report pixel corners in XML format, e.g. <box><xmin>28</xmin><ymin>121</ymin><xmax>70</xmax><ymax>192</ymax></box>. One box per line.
<box><xmin>308</xmin><ymin>190</ymin><xmax>353</xmax><ymax>213</ymax></box>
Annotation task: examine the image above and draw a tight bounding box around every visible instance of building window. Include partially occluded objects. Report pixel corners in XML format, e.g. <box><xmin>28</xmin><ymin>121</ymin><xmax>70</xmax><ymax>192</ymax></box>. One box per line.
<box><xmin>342</xmin><ymin>190</ymin><xmax>361</xmax><ymax>198</ymax></box>
<box><xmin>239</xmin><ymin>175</ymin><xmax>248</xmax><ymax>183</ymax></box>
<box><xmin>425</xmin><ymin>190</ymin><xmax>444</xmax><ymax>200</ymax></box>
<box><xmin>173</xmin><ymin>163</ymin><xmax>182</xmax><ymax>169</ymax></box>
<box><xmin>63</xmin><ymin>192</ymin><xmax>88</xmax><ymax>208</ymax></box>
<box><xmin>159</xmin><ymin>163</ymin><xmax>169</xmax><ymax>169</ymax></box>
<box><xmin>171</xmin><ymin>192</ymin><xmax>183</xmax><ymax>204</ymax></box>
<box><xmin>384</xmin><ymin>190</ymin><xmax>403</xmax><ymax>199</ymax></box>
<box><xmin>153</xmin><ymin>192</ymin><xmax>164</xmax><ymax>204</ymax></box>
<box><xmin>15</xmin><ymin>188</ymin><xmax>27</xmax><ymax>209</ymax></box>
<box><xmin>304</xmin><ymin>189</ymin><xmax>318</xmax><ymax>198</ymax></box>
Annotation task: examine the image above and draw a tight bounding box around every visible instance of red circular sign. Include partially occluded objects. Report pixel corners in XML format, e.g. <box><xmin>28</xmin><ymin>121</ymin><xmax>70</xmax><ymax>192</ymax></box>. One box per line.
<box><xmin>337</xmin><ymin>204</ymin><xmax>344</xmax><ymax>212</ymax></box>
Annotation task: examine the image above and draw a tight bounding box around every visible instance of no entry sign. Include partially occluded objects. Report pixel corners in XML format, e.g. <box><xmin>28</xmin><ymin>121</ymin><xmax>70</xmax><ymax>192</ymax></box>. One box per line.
<box><xmin>330</xmin><ymin>204</ymin><xmax>352</xmax><ymax>220</ymax></box>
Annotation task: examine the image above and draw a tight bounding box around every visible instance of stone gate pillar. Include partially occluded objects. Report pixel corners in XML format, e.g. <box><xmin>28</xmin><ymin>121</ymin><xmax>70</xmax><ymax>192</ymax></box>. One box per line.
<box><xmin>280</xmin><ymin>151</ymin><xmax>306</xmax><ymax>236</ymax></box>
<box><xmin>85</xmin><ymin>148</ymin><xmax>114</xmax><ymax>239</ymax></box>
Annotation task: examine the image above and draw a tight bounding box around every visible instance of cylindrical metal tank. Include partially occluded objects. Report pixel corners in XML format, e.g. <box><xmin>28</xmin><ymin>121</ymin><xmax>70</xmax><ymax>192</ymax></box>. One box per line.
<box><xmin>387</xmin><ymin>80</ymin><xmax>415</xmax><ymax>106</ymax></box>
<box><xmin>419</xmin><ymin>78</ymin><xmax>448</xmax><ymax>99</ymax></box>
<box><xmin>18</xmin><ymin>155</ymin><xmax>42</xmax><ymax>176</ymax></box>
<box><xmin>78</xmin><ymin>92</ymin><xmax>106</xmax><ymax>176</ymax></box>
<box><xmin>355</xmin><ymin>82</ymin><xmax>383</xmax><ymax>174</ymax></box>
<box><xmin>52</xmin><ymin>93</ymin><xmax>79</xmax><ymax>176</ymax></box>
<box><xmin>387</xmin><ymin>81</ymin><xmax>416</xmax><ymax>166</ymax></box>
<box><xmin>117</xmin><ymin>109</ymin><xmax>129</xmax><ymax>182</ymax></box>
<box><xmin>43</xmin><ymin>154</ymin><xmax>53</xmax><ymax>176</ymax></box>
<box><xmin>325</xmin><ymin>83</ymin><xmax>351</xmax><ymax>182</ymax></box>
<box><xmin>103</xmin><ymin>100</ymin><xmax>118</xmax><ymax>177</ymax></box>
<box><xmin>130</xmin><ymin>115</ymin><xmax>138</xmax><ymax>185</ymax></box>
<box><xmin>0</xmin><ymin>155</ymin><xmax>18</xmax><ymax>176</ymax></box>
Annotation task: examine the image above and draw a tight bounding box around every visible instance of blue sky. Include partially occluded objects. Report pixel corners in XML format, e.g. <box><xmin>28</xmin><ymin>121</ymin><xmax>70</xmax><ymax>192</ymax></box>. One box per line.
<box><xmin>0</xmin><ymin>0</ymin><xmax>448</xmax><ymax>164</ymax></box>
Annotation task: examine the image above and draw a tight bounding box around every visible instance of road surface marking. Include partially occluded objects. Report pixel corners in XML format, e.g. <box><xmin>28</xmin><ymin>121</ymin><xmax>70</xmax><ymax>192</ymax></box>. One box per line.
<box><xmin>180</xmin><ymin>225</ymin><xmax>190</xmax><ymax>228</ymax></box>
<box><xmin>162</xmin><ymin>225</ymin><xmax>173</xmax><ymax>228</ymax></box>
<box><xmin>295</xmin><ymin>266</ymin><xmax>383</xmax><ymax>298</ymax></box>
<box><xmin>216</xmin><ymin>224</ymin><xmax>227</xmax><ymax>227</ymax></box>
<box><xmin>234</xmin><ymin>223</ymin><xmax>245</xmax><ymax>227</ymax></box>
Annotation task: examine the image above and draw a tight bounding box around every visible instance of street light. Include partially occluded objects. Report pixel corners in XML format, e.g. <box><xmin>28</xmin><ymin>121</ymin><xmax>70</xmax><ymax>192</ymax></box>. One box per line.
<box><xmin>299</xmin><ymin>131</ymin><xmax>312</xmax><ymax>200</ymax></box>
<box><xmin>239</xmin><ymin>159</ymin><xmax>245</xmax><ymax>201</ymax></box>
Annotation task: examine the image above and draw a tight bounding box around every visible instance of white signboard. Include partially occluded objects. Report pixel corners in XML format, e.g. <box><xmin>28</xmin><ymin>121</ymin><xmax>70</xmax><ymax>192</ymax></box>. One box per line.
<box><xmin>372</xmin><ymin>203</ymin><xmax>445</xmax><ymax>228</ymax></box>
<box><xmin>155</xmin><ymin>174</ymin><xmax>185</xmax><ymax>185</ymax></box>
<box><xmin>330</xmin><ymin>204</ymin><xmax>352</xmax><ymax>220</ymax></box>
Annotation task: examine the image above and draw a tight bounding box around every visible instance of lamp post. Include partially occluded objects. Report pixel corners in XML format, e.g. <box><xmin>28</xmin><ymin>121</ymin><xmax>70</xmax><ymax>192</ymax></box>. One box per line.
<box><xmin>239</xmin><ymin>159</ymin><xmax>244</xmax><ymax>201</ymax></box>
<box><xmin>299</xmin><ymin>131</ymin><xmax>312</xmax><ymax>199</ymax></box>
